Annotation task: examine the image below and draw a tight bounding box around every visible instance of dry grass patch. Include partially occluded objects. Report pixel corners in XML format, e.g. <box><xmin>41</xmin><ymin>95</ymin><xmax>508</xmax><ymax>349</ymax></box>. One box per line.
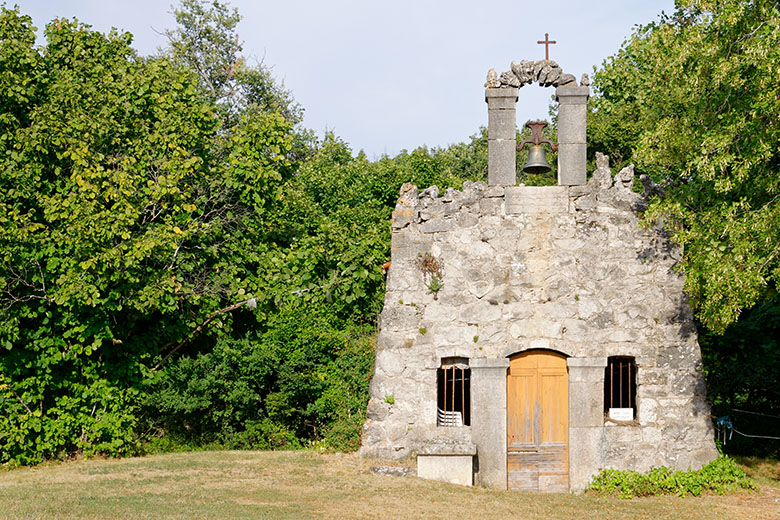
<box><xmin>0</xmin><ymin>451</ymin><xmax>776</xmax><ymax>520</ymax></box>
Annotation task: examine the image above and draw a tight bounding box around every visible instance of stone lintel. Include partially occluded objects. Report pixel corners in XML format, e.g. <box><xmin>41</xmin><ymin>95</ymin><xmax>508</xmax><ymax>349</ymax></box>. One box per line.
<box><xmin>471</xmin><ymin>357</ymin><xmax>510</xmax><ymax>369</ymax></box>
<box><xmin>567</xmin><ymin>357</ymin><xmax>607</xmax><ymax>368</ymax></box>
<box><xmin>505</xmin><ymin>185</ymin><xmax>570</xmax><ymax>214</ymax></box>
<box><xmin>418</xmin><ymin>442</ymin><xmax>477</xmax><ymax>456</ymax></box>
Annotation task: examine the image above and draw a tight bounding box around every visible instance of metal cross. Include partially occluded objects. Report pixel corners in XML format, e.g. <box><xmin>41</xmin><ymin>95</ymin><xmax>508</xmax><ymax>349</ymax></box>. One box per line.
<box><xmin>537</xmin><ymin>32</ymin><xmax>556</xmax><ymax>60</ymax></box>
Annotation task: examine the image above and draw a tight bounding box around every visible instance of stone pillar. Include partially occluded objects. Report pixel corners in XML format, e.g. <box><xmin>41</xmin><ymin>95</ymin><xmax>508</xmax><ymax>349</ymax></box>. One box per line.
<box><xmin>555</xmin><ymin>85</ymin><xmax>589</xmax><ymax>186</ymax></box>
<box><xmin>485</xmin><ymin>88</ymin><xmax>518</xmax><ymax>186</ymax></box>
<box><xmin>470</xmin><ymin>357</ymin><xmax>510</xmax><ymax>489</ymax></box>
<box><xmin>567</xmin><ymin>357</ymin><xmax>606</xmax><ymax>492</ymax></box>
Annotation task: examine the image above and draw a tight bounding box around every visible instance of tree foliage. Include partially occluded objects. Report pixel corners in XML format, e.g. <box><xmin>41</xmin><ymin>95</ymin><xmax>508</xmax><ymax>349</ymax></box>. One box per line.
<box><xmin>589</xmin><ymin>0</ymin><xmax>780</xmax><ymax>331</ymax></box>
<box><xmin>0</xmin><ymin>1</ymin><xmax>492</xmax><ymax>463</ymax></box>
<box><xmin>0</xmin><ymin>4</ymin><xmax>297</xmax><ymax>464</ymax></box>
<box><xmin>164</xmin><ymin>0</ymin><xmax>301</xmax><ymax>124</ymax></box>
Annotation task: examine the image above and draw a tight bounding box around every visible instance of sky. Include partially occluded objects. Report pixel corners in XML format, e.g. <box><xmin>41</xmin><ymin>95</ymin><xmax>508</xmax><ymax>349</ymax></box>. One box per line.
<box><xmin>20</xmin><ymin>0</ymin><xmax>675</xmax><ymax>159</ymax></box>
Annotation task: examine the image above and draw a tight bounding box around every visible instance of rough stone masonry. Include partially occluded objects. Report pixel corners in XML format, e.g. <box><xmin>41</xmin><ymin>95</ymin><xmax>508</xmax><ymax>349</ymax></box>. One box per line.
<box><xmin>360</xmin><ymin>61</ymin><xmax>717</xmax><ymax>492</ymax></box>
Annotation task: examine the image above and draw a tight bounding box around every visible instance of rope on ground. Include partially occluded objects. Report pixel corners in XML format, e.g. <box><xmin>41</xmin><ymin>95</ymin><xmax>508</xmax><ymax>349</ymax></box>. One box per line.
<box><xmin>732</xmin><ymin>408</ymin><xmax>780</xmax><ymax>420</ymax></box>
<box><xmin>731</xmin><ymin>427</ymin><xmax>780</xmax><ymax>441</ymax></box>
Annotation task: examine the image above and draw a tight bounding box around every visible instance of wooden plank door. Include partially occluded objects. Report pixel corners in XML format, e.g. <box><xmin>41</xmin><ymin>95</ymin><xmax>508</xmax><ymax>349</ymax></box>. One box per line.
<box><xmin>507</xmin><ymin>350</ymin><xmax>568</xmax><ymax>492</ymax></box>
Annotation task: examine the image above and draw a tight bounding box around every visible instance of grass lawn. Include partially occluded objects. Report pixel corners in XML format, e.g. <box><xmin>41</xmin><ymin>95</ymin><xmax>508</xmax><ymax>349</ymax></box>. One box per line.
<box><xmin>0</xmin><ymin>450</ymin><xmax>778</xmax><ymax>519</ymax></box>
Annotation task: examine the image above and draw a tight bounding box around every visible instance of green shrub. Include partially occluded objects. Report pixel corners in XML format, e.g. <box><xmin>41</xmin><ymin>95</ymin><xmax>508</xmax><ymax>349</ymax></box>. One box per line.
<box><xmin>140</xmin><ymin>307</ymin><xmax>374</xmax><ymax>453</ymax></box>
<box><xmin>588</xmin><ymin>456</ymin><xmax>755</xmax><ymax>498</ymax></box>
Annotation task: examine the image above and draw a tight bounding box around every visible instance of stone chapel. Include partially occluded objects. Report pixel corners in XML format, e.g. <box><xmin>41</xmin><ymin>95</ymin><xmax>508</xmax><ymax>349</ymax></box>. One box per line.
<box><xmin>359</xmin><ymin>59</ymin><xmax>718</xmax><ymax>493</ymax></box>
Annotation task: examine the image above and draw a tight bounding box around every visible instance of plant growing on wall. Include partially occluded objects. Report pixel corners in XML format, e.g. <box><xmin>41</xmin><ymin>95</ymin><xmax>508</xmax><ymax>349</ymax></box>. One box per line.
<box><xmin>416</xmin><ymin>252</ymin><xmax>444</xmax><ymax>299</ymax></box>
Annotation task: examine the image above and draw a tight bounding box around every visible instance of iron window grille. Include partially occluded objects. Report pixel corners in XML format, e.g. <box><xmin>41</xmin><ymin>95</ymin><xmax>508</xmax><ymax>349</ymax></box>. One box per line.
<box><xmin>604</xmin><ymin>356</ymin><xmax>637</xmax><ymax>421</ymax></box>
<box><xmin>437</xmin><ymin>357</ymin><xmax>470</xmax><ymax>427</ymax></box>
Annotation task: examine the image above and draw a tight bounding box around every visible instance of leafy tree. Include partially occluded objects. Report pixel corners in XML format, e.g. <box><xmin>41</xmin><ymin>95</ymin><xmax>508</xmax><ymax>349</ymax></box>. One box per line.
<box><xmin>699</xmin><ymin>289</ymin><xmax>780</xmax><ymax>457</ymax></box>
<box><xmin>0</xmin><ymin>6</ymin><xmax>295</xmax><ymax>465</ymax></box>
<box><xmin>164</xmin><ymin>0</ymin><xmax>302</xmax><ymax>126</ymax></box>
<box><xmin>589</xmin><ymin>0</ymin><xmax>780</xmax><ymax>332</ymax></box>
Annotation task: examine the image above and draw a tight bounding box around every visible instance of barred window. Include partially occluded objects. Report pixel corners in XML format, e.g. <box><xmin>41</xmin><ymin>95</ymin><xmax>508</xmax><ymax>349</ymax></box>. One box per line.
<box><xmin>437</xmin><ymin>357</ymin><xmax>470</xmax><ymax>427</ymax></box>
<box><xmin>604</xmin><ymin>356</ymin><xmax>637</xmax><ymax>422</ymax></box>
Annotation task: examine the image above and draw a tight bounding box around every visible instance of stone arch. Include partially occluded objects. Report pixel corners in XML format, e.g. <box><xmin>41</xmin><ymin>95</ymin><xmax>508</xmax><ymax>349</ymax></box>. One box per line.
<box><xmin>502</xmin><ymin>343</ymin><xmax>574</xmax><ymax>359</ymax></box>
<box><xmin>484</xmin><ymin>59</ymin><xmax>582</xmax><ymax>90</ymax></box>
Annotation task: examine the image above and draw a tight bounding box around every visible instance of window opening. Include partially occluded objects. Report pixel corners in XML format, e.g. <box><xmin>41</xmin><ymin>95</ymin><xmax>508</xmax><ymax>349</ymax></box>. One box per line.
<box><xmin>437</xmin><ymin>357</ymin><xmax>470</xmax><ymax>426</ymax></box>
<box><xmin>604</xmin><ymin>356</ymin><xmax>637</xmax><ymax>422</ymax></box>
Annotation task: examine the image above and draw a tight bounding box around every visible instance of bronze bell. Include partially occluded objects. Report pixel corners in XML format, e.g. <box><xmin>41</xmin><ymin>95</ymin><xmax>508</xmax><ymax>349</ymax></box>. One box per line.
<box><xmin>519</xmin><ymin>120</ymin><xmax>557</xmax><ymax>174</ymax></box>
<box><xmin>523</xmin><ymin>145</ymin><xmax>552</xmax><ymax>174</ymax></box>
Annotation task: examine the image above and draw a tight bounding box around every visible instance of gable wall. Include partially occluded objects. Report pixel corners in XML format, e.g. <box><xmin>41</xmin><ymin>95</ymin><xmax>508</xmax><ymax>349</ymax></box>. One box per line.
<box><xmin>360</xmin><ymin>165</ymin><xmax>717</xmax><ymax>489</ymax></box>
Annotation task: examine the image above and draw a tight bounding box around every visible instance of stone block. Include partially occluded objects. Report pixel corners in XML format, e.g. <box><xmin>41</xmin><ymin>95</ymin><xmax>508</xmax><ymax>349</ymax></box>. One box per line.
<box><xmin>379</xmin><ymin>305</ymin><xmax>419</xmax><ymax>332</ymax></box>
<box><xmin>488</xmin><ymin>139</ymin><xmax>516</xmax><ymax>186</ymax></box>
<box><xmin>375</xmin><ymin>349</ymin><xmax>405</xmax><ymax>377</ymax></box>
<box><xmin>608</xmin><ymin>329</ymin><xmax>640</xmax><ymax>342</ymax></box>
<box><xmin>456</xmin><ymin>212</ymin><xmax>479</xmax><ymax>228</ymax></box>
<box><xmin>390</xmin><ymin>231</ymin><xmax>433</xmax><ymax>261</ymax></box>
<box><xmin>508</xmin><ymin>318</ymin><xmax>562</xmax><ymax>339</ymax></box>
<box><xmin>555</xmin><ymin>85</ymin><xmax>590</xmax><ymax>104</ymax></box>
<box><xmin>471</xmin><ymin>360</ymin><xmax>509</xmax><ymax>489</ymax></box>
<box><xmin>418</xmin><ymin>441</ymin><xmax>477</xmax><ymax>456</ymax></box>
<box><xmin>570</xmin><ymin>382</ymin><xmax>605</xmax><ymax>428</ymax></box>
<box><xmin>460</xmin><ymin>302</ymin><xmax>502</xmax><ymax>324</ymax></box>
<box><xmin>505</xmin><ymin>186</ymin><xmax>569</xmax><ymax>214</ymax></box>
<box><xmin>538</xmin><ymin>301</ymin><xmax>577</xmax><ymax>319</ymax></box>
<box><xmin>568</xmin><ymin>426</ymin><xmax>604</xmax><ymax>493</ymax></box>
<box><xmin>478</xmin><ymin>197</ymin><xmax>504</xmax><ymax>215</ymax></box>
<box><xmin>557</xmin><ymin>103</ymin><xmax>587</xmax><ymax>144</ymax></box>
<box><xmin>553</xmin><ymin>238</ymin><xmax>585</xmax><ymax>251</ymax></box>
<box><xmin>422</xmin><ymin>304</ymin><xmax>458</xmax><ymax>322</ymax></box>
<box><xmin>392</xmin><ymin>207</ymin><xmax>417</xmax><ymax>229</ymax></box>
<box><xmin>417</xmin><ymin>455</ymin><xmax>474</xmax><ymax>486</ymax></box>
<box><xmin>638</xmin><ymin>397</ymin><xmax>658</xmax><ymax>424</ymax></box>
<box><xmin>485</xmin><ymin>87</ymin><xmax>519</xmax><ymax>106</ymax></box>
<box><xmin>466</xmin><ymin>278</ymin><xmax>494</xmax><ymax>299</ymax></box>
<box><xmin>557</xmin><ymin>143</ymin><xmax>587</xmax><ymax>186</ymax></box>
<box><xmin>484</xmin><ymin>185</ymin><xmax>505</xmax><ymax>198</ymax></box>
<box><xmin>421</xmin><ymin>216</ymin><xmax>455</xmax><ymax>234</ymax></box>
<box><xmin>488</xmin><ymin>109</ymin><xmax>516</xmax><ymax>140</ymax></box>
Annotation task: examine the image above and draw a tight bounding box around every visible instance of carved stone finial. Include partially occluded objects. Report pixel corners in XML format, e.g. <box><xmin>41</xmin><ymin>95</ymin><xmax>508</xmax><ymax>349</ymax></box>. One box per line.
<box><xmin>484</xmin><ymin>68</ymin><xmax>500</xmax><ymax>88</ymax></box>
<box><xmin>615</xmin><ymin>165</ymin><xmax>635</xmax><ymax>191</ymax></box>
<box><xmin>580</xmin><ymin>73</ymin><xmax>590</xmax><ymax>87</ymax></box>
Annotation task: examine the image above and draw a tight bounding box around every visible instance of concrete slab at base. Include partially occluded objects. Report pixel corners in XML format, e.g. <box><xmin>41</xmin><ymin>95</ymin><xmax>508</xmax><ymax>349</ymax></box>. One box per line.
<box><xmin>417</xmin><ymin>455</ymin><xmax>474</xmax><ymax>486</ymax></box>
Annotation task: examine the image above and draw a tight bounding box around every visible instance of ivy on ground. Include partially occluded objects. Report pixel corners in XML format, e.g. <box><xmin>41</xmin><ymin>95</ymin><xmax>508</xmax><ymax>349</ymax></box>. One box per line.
<box><xmin>588</xmin><ymin>456</ymin><xmax>755</xmax><ymax>499</ymax></box>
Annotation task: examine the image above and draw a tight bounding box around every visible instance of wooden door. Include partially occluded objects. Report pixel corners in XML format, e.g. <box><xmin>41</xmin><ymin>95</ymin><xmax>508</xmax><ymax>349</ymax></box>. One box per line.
<box><xmin>507</xmin><ymin>350</ymin><xmax>568</xmax><ymax>492</ymax></box>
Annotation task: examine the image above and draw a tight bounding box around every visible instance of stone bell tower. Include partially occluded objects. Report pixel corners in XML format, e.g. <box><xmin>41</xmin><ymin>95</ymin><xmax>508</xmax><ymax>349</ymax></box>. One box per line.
<box><xmin>485</xmin><ymin>59</ymin><xmax>589</xmax><ymax>186</ymax></box>
<box><xmin>360</xmin><ymin>55</ymin><xmax>717</xmax><ymax>493</ymax></box>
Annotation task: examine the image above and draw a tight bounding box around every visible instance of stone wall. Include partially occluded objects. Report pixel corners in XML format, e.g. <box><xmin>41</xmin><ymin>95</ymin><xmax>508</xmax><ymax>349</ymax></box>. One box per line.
<box><xmin>360</xmin><ymin>154</ymin><xmax>718</xmax><ymax>490</ymax></box>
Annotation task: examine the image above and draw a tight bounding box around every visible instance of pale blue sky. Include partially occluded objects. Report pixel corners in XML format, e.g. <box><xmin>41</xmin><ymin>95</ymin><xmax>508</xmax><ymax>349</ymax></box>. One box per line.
<box><xmin>20</xmin><ymin>0</ymin><xmax>675</xmax><ymax>158</ymax></box>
